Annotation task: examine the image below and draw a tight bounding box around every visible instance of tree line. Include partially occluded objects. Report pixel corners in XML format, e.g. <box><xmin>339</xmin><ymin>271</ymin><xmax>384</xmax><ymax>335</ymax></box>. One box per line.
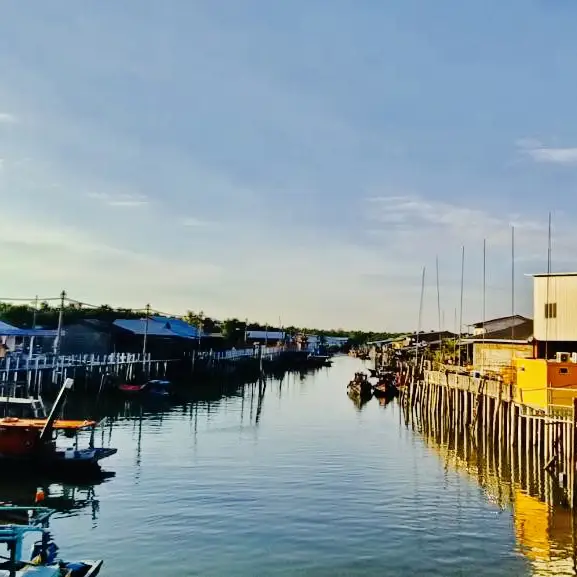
<box><xmin>0</xmin><ymin>302</ymin><xmax>402</xmax><ymax>346</ymax></box>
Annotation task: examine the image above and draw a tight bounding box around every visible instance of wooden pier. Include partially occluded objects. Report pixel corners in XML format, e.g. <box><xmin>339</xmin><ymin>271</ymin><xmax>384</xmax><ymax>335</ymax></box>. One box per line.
<box><xmin>402</xmin><ymin>367</ymin><xmax>577</xmax><ymax>508</ymax></box>
<box><xmin>0</xmin><ymin>346</ymin><xmax>308</xmax><ymax>396</ymax></box>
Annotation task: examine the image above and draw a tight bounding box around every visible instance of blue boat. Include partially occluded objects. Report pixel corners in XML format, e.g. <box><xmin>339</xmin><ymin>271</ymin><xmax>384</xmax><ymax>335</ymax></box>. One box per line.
<box><xmin>0</xmin><ymin>506</ymin><xmax>103</xmax><ymax>576</ymax></box>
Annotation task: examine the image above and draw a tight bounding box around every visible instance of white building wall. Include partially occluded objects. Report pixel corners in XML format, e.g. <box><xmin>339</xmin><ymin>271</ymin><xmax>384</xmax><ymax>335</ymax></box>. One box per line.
<box><xmin>534</xmin><ymin>275</ymin><xmax>577</xmax><ymax>341</ymax></box>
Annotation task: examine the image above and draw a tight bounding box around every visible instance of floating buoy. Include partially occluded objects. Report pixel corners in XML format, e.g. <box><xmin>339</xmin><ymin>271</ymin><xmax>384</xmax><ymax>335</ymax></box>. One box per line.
<box><xmin>35</xmin><ymin>488</ymin><xmax>45</xmax><ymax>503</ymax></box>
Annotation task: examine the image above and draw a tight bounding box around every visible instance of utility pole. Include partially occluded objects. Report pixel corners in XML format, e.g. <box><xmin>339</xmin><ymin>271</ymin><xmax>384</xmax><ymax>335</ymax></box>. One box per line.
<box><xmin>53</xmin><ymin>290</ymin><xmax>66</xmax><ymax>356</ymax></box>
<box><xmin>143</xmin><ymin>303</ymin><xmax>150</xmax><ymax>358</ymax></box>
<box><xmin>32</xmin><ymin>295</ymin><xmax>39</xmax><ymax>330</ymax></box>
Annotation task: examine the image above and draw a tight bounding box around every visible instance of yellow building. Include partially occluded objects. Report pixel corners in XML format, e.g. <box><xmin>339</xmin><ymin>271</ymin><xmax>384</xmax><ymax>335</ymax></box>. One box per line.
<box><xmin>515</xmin><ymin>357</ymin><xmax>577</xmax><ymax>411</ymax></box>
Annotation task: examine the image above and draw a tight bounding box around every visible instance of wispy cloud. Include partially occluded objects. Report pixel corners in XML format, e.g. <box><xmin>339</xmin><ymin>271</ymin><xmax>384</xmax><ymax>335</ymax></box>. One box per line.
<box><xmin>517</xmin><ymin>138</ymin><xmax>577</xmax><ymax>165</ymax></box>
<box><xmin>182</xmin><ymin>217</ymin><xmax>213</xmax><ymax>228</ymax></box>
<box><xmin>0</xmin><ymin>113</ymin><xmax>17</xmax><ymax>124</ymax></box>
<box><xmin>86</xmin><ymin>191</ymin><xmax>149</xmax><ymax>207</ymax></box>
<box><xmin>364</xmin><ymin>194</ymin><xmax>550</xmax><ymax>263</ymax></box>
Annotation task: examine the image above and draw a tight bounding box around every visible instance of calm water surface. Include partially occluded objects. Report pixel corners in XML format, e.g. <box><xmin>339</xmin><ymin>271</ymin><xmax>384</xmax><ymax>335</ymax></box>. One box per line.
<box><xmin>3</xmin><ymin>356</ymin><xmax>574</xmax><ymax>576</ymax></box>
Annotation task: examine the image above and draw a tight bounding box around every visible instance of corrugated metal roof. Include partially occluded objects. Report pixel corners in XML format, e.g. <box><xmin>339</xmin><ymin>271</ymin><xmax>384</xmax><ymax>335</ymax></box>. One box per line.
<box><xmin>113</xmin><ymin>318</ymin><xmax>199</xmax><ymax>339</ymax></box>
<box><xmin>0</xmin><ymin>320</ymin><xmax>58</xmax><ymax>337</ymax></box>
<box><xmin>247</xmin><ymin>330</ymin><xmax>285</xmax><ymax>340</ymax></box>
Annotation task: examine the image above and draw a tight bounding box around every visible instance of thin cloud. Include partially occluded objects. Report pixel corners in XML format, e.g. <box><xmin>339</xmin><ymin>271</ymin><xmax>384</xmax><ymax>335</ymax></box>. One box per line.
<box><xmin>86</xmin><ymin>191</ymin><xmax>149</xmax><ymax>207</ymax></box>
<box><xmin>182</xmin><ymin>217</ymin><xmax>212</xmax><ymax>227</ymax></box>
<box><xmin>365</xmin><ymin>195</ymin><xmax>548</xmax><ymax>250</ymax></box>
<box><xmin>0</xmin><ymin>113</ymin><xmax>17</xmax><ymax>124</ymax></box>
<box><xmin>516</xmin><ymin>139</ymin><xmax>577</xmax><ymax>165</ymax></box>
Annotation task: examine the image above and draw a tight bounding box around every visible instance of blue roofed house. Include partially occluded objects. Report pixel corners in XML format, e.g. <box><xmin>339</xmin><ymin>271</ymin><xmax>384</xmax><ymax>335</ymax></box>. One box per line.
<box><xmin>0</xmin><ymin>320</ymin><xmax>58</xmax><ymax>356</ymax></box>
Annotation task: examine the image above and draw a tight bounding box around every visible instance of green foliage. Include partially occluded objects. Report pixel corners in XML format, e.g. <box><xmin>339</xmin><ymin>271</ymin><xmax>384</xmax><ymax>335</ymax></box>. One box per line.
<box><xmin>0</xmin><ymin>302</ymin><xmax>402</xmax><ymax>346</ymax></box>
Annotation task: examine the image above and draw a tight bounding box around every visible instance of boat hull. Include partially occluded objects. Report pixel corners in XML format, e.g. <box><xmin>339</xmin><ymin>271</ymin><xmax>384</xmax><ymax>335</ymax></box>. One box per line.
<box><xmin>0</xmin><ymin>448</ymin><xmax>117</xmax><ymax>476</ymax></box>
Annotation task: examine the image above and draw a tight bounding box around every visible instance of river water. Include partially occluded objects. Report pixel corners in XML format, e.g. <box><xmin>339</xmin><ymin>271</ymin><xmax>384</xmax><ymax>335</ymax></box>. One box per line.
<box><xmin>2</xmin><ymin>356</ymin><xmax>576</xmax><ymax>576</ymax></box>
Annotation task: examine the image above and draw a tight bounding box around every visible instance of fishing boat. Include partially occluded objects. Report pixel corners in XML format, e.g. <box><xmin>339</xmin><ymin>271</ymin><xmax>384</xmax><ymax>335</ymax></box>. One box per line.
<box><xmin>117</xmin><ymin>379</ymin><xmax>172</xmax><ymax>397</ymax></box>
<box><xmin>0</xmin><ymin>506</ymin><xmax>103</xmax><ymax>576</ymax></box>
<box><xmin>372</xmin><ymin>382</ymin><xmax>399</xmax><ymax>400</ymax></box>
<box><xmin>372</xmin><ymin>372</ymin><xmax>399</xmax><ymax>400</ymax></box>
<box><xmin>347</xmin><ymin>372</ymin><xmax>373</xmax><ymax>400</ymax></box>
<box><xmin>0</xmin><ymin>379</ymin><xmax>117</xmax><ymax>475</ymax></box>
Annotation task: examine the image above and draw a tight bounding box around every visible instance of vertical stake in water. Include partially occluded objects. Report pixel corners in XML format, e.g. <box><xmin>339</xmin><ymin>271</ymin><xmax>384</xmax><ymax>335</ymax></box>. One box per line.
<box><xmin>415</xmin><ymin>266</ymin><xmax>426</xmax><ymax>372</ymax></box>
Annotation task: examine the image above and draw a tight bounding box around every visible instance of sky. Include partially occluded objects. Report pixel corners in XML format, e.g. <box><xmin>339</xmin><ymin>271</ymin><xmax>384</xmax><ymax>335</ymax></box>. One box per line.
<box><xmin>2</xmin><ymin>1</ymin><xmax>577</xmax><ymax>331</ymax></box>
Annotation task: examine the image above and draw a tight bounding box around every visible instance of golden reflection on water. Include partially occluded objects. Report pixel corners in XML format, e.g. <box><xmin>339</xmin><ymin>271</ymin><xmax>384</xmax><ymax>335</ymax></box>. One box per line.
<box><xmin>404</xmin><ymin>405</ymin><xmax>577</xmax><ymax>576</ymax></box>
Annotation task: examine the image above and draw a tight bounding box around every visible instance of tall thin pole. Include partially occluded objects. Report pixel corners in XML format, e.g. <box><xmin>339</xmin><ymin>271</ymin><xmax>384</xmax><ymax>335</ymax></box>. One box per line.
<box><xmin>458</xmin><ymin>246</ymin><xmax>465</xmax><ymax>366</ymax></box>
<box><xmin>454</xmin><ymin>307</ymin><xmax>458</xmax><ymax>362</ymax></box>
<box><xmin>53</xmin><ymin>290</ymin><xmax>66</xmax><ymax>356</ymax></box>
<box><xmin>511</xmin><ymin>226</ymin><xmax>515</xmax><ymax>340</ymax></box>
<box><xmin>415</xmin><ymin>266</ymin><xmax>426</xmax><ymax>369</ymax></box>
<box><xmin>482</xmin><ymin>239</ymin><xmax>487</xmax><ymax>375</ymax></box>
<box><xmin>32</xmin><ymin>295</ymin><xmax>39</xmax><ymax>330</ymax></box>
<box><xmin>545</xmin><ymin>212</ymin><xmax>552</xmax><ymax>360</ymax></box>
<box><xmin>436</xmin><ymin>256</ymin><xmax>442</xmax><ymax>363</ymax></box>
<box><xmin>143</xmin><ymin>303</ymin><xmax>150</xmax><ymax>358</ymax></box>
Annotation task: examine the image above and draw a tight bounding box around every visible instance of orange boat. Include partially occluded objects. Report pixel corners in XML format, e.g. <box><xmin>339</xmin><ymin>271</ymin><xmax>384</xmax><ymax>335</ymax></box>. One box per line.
<box><xmin>0</xmin><ymin>380</ymin><xmax>117</xmax><ymax>474</ymax></box>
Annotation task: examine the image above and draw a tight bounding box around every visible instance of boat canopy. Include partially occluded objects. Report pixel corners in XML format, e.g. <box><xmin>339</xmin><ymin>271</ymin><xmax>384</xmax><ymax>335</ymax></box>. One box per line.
<box><xmin>0</xmin><ymin>418</ymin><xmax>97</xmax><ymax>430</ymax></box>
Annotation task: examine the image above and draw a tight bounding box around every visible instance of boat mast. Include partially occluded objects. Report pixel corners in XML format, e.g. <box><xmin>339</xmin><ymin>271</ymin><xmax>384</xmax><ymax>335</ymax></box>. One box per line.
<box><xmin>39</xmin><ymin>378</ymin><xmax>74</xmax><ymax>443</ymax></box>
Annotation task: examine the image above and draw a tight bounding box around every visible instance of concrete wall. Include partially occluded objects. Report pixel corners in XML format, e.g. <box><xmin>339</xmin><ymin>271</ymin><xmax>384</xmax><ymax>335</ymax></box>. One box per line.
<box><xmin>473</xmin><ymin>342</ymin><xmax>533</xmax><ymax>372</ymax></box>
<box><xmin>534</xmin><ymin>275</ymin><xmax>577</xmax><ymax>341</ymax></box>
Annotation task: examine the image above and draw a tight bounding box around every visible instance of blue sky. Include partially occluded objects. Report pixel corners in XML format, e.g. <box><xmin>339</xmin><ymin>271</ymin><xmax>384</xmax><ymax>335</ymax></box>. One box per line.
<box><xmin>2</xmin><ymin>1</ymin><xmax>577</xmax><ymax>331</ymax></box>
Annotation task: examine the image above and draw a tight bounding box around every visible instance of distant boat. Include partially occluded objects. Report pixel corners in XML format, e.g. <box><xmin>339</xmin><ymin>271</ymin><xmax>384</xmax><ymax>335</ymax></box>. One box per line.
<box><xmin>118</xmin><ymin>379</ymin><xmax>172</xmax><ymax>397</ymax></box>
<box><xmin>0</xmin><ymin>505</ymin><xmax>103</xmax><ymax>576</ymax></box>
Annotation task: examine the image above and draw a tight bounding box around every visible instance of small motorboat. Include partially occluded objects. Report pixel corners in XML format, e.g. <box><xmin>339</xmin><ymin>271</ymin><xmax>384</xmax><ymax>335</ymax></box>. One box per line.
<box><xmin>372</xmin><ymin>372</ymin><xmax>399</xmax><ymax>400</ymax></box>
<box><xmin>372</xmin><ymin>382</ymin><xmax>399</xmax><ymax>400</ymax></box>
<box><xmin>0</xmin><ymin>505</ymin><xmax>103</xmax><ymax>576</ymax></box>
<box><xmin>118</xmin><ymin>379</ymin><xmax>172</xmax><ymax>397</ymax></box>
<box><xmin>347</xmin><ymin>372</ymin><xmax>373</xmax><ymax>400</ymax></box>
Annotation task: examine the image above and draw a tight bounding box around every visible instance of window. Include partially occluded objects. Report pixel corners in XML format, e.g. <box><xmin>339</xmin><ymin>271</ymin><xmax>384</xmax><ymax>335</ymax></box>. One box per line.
<box><xmin>560</xmin><ymin>368</ymin><xmax>569</xmax><ymax>375</ymax></box>
<box><xmin>545</xmin><ymin>302</ymin><xmax>557</xmax><ymax>319</ymax></box>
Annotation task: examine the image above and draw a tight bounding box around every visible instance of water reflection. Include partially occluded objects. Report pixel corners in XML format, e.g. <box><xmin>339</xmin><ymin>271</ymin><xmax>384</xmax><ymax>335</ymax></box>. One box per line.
<box><xmin>403</xmin><ymin>402</ymin><xmax>577</xmax><ymax>576</ymax></box>
<box><xmin>0</xmin><ymin>476</ymin><xmax>107</xmax><ymax>523</ymax></box>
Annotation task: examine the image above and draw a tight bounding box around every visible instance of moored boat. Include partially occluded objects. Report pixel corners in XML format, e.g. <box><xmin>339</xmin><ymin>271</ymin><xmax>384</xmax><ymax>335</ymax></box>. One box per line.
<box><xmin>372</xmin><ymin>382</ymin><xmax>399</xmax><ymax>400</ymax></box>
<box><xmin>0</xmin><ymin>379</ymin><xmax>117</xmax><ymax>475</ymax></box>
<box><xmin>118</xmin><ymin>379</ymin><xmax>172</xmax><ymax>397</ymax></box>
<box><xmin>0</xmin><ymin>506</ymin><xmax>103</xmax><ymax>576</ymax></box>
<box><xmin>347</xmin><ymin>372</ymin><xmax>373</xmax><ymax>400</ymax></box>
